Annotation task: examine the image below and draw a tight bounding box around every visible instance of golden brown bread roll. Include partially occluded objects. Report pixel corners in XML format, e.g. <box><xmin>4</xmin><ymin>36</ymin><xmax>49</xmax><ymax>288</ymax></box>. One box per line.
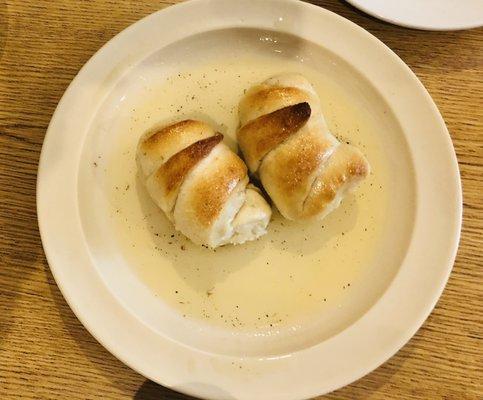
<box><xmin>137</xmin><ymin>120</ymin><xmax>271</xmax><ymax>247</ymax></box>
<box><xmin>237</xmin><ymin>73</ymin><xmax>370</xmax><ymax>221</ymax></box>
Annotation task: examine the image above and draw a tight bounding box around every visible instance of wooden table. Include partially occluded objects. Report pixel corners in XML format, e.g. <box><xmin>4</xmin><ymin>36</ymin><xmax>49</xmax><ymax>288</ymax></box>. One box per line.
<box><xmin>0</xmin><ymin>1</ymin><xmax>481</xmax><ymax>399</ymax></box>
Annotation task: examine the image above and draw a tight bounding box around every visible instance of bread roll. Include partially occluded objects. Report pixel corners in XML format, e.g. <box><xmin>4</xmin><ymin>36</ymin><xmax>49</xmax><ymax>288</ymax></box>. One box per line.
<box><xmin>237</xmin><ymin>73</ymin><xmax>370</xmax><ymax>220</ymax></box>
<box><xmin>137</xmin><ymin>120</ymin><xmax>271</xmax><ymax>247</ymax></box>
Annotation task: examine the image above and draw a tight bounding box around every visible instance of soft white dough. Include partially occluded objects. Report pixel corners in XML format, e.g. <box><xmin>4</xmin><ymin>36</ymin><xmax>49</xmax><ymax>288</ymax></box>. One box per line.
<box><xmin>230</xmin><ymin>184</ymin><xmax>272</xmax><ymax>245</ymax></box>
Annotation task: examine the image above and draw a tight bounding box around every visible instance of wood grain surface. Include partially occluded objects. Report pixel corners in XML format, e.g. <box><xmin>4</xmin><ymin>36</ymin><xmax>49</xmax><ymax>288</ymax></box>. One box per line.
<box><xmin>0</xmin><ymin>0</ymin><xmax>481</xmax><ymax>399</ymax></box>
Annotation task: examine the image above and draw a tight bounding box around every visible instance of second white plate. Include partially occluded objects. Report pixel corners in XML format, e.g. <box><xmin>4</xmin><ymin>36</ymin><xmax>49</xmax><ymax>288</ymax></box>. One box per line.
<box><xmin>347</xmin><ymin>0</ymin><xmax>483</xmax><ymax>30</ymax></box>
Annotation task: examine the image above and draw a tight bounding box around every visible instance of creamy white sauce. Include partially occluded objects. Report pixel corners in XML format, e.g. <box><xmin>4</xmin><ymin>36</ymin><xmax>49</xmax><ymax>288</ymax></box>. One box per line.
<box><xmin>105</xmin><ymin>55</ymin><xmax>391</xmax><ymax>332</ymax></box>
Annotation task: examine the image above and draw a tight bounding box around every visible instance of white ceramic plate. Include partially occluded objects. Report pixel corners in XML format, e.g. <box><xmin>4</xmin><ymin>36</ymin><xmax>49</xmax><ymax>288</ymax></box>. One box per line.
<box><xmin>347</xmin><ymin>0</ymin><xmax>483</xmax><ymax>30</ymax></box>
<box><xmin>37</xmin><ymin>0</ymin><xmax>462</xmax><ymax>399</ymax></box>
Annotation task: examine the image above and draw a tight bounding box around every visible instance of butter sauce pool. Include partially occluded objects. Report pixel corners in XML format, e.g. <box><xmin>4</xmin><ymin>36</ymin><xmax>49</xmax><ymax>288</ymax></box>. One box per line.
<box><xmin>105</xmin><ymin>54</ymin><xmax>391</xmax><ymax>333</ymax></box>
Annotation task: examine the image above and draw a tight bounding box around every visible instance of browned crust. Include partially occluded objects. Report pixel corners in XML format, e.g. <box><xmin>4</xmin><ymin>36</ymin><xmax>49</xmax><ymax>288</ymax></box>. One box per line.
<box><xmin>240</xmin><ymin>86</ymin><xmax>308</xmax><ymax>122</ymax></box>
<box><xmin>139</xmin><ymin>120</ymin><xmax>213</xmax><ymax>164</ymax></box>
<box><xmin>237</xmin><ymin>102</ymin><xmax>311</xmax><ymax>172</ymax></box>
<box><xmin>275</xmin><ymin>135</ymin><xmax>329</xmax><ymax>196</ymax></box>
<box><xmin>191</xmin><ymin>152</ymin><xmax>248</xmax><ymax>227</ymax></box>
<box><xmin>142</xmin><ymin>120</ymin><xmax>201</xmax><ymax>148</ymax></box>
<box><xmin>302</xmin><ymin>146</ymin><xmax>369</xmax><ymax>218</ymax></box>
<box><xmin>259</xmin><ymin>129</ymin><xmax>334</xmax><ymax>217</ymax></box>
<box><xmin>155</xmin><ymin>134</ymin><xmax>223</xmax><ymax>196</ymax></box>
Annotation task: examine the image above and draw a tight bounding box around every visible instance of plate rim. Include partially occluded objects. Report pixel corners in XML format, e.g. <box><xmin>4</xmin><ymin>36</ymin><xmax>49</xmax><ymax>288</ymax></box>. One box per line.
<box><xmin>37</xmin><ymin>0</ymin><xmax>463</xmax><ymax>399</ymax></box>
